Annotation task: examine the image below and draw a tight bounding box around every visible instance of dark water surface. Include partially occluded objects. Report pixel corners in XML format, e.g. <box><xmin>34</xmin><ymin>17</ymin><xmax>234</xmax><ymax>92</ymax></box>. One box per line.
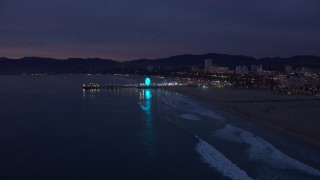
<box><xmin>0</xmin><ymin>75</ymin><xmax>319</xmax><ymax>180</ymax></box>
<box><xmin>0</xmin><ymin>75</ymin><xmax>218</xmax><ymax>180</ymax></box>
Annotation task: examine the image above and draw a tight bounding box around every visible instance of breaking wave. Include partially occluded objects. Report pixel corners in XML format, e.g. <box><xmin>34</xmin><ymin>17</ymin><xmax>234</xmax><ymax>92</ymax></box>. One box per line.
<box><xmin>214</xmin><ymin>124</ymin><xmax>320</xmax><ymax>177</ymax></box>
<box><xmin>158</xmin><ymin>91</ymin><xmax>224</xmax><ymax>121</ymax></box>
<box><xmin>180</xmin><ymin>113</ymin><xmax>201</xmax><ymax>121</ymax></box>
<box><xmin>195</xmin><ymin>136</ymin><xmax>253</xmax><ymax>180</ymax></box>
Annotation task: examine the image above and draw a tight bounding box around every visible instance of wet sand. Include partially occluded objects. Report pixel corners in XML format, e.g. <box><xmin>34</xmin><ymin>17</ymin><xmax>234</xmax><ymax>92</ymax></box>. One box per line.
<box><xmin>169</xmin><ymin>87</ymin><xmax>320</xmax><ymax>148</ymax></box>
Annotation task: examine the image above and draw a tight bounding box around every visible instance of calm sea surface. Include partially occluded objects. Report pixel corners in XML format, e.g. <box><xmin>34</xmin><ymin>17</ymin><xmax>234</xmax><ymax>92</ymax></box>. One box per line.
<box><xmin>0</xmin><ymin>75</ymin><xmax>319</xmax><ymax>180</ymax></box>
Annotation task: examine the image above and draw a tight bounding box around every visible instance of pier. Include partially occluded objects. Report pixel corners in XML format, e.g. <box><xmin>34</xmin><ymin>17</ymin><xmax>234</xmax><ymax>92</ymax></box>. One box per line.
<box><xmin>82</xmin><ymin>83</ymin><xmax>200</xmax><ymax>90</ymax></box>
<box><xmin>82</xmin><ymin>77</ymin><xmax>201</xmax><ymax>90</ymax></box>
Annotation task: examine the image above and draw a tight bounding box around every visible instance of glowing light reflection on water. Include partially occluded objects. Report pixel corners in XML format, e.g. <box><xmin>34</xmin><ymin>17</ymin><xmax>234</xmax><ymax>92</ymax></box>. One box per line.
<box><xmin>139</xmin><ymin>89</ymin><xmax>155</xmax><ymax>165</ymax></box>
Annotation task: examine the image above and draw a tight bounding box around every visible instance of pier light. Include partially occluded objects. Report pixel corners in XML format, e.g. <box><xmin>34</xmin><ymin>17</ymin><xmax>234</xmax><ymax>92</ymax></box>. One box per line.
<box><xmin>145</xmin><ymin>77</ymin><xmax>151</xmax><ymax>86</ymax></box>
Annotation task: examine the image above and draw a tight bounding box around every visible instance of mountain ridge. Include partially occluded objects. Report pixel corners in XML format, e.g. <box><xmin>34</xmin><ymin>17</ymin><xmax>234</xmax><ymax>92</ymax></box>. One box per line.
<box><xmin>1</xmin><ymin>53</ymin><xmax>320</xmax><ymax>74</ymax></box>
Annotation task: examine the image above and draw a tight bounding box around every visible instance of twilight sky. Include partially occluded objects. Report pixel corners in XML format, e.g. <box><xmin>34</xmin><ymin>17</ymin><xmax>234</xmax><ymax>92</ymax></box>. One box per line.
<box><xmin>0</xmin><ymin>0</ymin><xmax>320</xmax><ymax>60</ymax></box>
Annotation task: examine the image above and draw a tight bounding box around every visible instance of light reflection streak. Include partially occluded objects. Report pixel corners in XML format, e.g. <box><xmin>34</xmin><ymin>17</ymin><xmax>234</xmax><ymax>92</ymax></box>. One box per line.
<box><xmin>139</xmin><ymin>89</ymin><xmax>155</xmax><ymax>164</ymax></box>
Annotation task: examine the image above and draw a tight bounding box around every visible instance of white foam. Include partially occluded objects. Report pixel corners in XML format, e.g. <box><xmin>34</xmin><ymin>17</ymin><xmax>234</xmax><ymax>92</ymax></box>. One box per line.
<box><xmin>215</xmin><ymin>125</ymin><xmax>320</xmax><ymax>177</ymax></box>
<box><xmin>158</xmin><ymin>91</ymin><xmax>224</xmax><ymax>121</ymax></box>
<box><xmin>195</xmin><ymin>137</ymin><xmax>253</xmax><ymax>180</ymax></box>
<box><xmin>180</xmin><ymin>113</ymin><xmax>201</xmax><ymax>121</ymax></box>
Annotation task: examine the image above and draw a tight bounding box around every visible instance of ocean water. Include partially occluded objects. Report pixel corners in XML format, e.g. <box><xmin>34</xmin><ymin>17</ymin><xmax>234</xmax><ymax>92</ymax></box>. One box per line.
<box><xmin>0</xmin><ymin>75</ymin><xmax>319</xmax><ymax>180</ymax></box>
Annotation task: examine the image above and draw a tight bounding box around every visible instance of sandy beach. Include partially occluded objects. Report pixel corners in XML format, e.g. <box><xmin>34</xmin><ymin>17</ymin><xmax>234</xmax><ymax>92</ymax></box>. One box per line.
<box><xmin>169</xmin><ymin>87</ymin><xmax>320</xmax><ymax>148</ymax></box>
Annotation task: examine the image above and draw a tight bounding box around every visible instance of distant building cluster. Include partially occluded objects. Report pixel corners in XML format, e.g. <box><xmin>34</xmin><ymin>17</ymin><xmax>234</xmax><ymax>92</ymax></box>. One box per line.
<box><xmin>187</xmin><ymin>58</ymin><xmax>320</xmax><ymax>96</ymax></box>
<box><xmin>203</xmin><ymin>59</ymin><xmax>232</xmax><ymax>74</ymax></box>
<box><xmin>273</xmin><ymin>66</ymin><xmax>319</xmax><ymax>95</ymax></box>
<box><xmin>194</xmin><ymin>59</ymin><xmax>266</xmax><ymax>75</ymax></box>
<box><xmin>141</xmin><ymin>58</ymin><xmax>320</xmax><ymax>97</ymax></box>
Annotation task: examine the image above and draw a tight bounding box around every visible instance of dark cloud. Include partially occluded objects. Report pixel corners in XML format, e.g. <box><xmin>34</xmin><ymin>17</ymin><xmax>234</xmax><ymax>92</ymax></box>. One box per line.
<box><xmin>0</xmin><ymin>0</ymin><xmax>319</xmax><ymax>60</ymax></box>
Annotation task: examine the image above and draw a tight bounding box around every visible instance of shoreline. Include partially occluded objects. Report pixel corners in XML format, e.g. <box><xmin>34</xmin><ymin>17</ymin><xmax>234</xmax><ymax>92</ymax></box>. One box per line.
<box><xmin>168</xmin><ymin>87</ymin><xmax>320</xmax><ymax>148</ymax></box>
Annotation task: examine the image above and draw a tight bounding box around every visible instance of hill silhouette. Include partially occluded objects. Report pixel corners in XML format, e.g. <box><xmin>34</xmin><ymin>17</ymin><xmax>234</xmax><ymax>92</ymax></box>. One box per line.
<box><xmin>1</xmin><ymin>53</ymin><xmax>320</xmax><ymax>74</ymax></box>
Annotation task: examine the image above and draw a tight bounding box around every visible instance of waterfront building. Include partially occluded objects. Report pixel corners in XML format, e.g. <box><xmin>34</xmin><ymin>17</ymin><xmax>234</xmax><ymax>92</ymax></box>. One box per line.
<box><xmin>236</xmin><ymin>65</ymin><xmax>249</xmax><ymax>75</ymax></box>
<box><xmin>210</xmin><ymin>66</ymin><xmax>230</xmax><ymax>74</ymax></box>
<box><xmin>251</xmin><ymin>65</ymin><xmax>263</xmax><ymax>74</ymax></box>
